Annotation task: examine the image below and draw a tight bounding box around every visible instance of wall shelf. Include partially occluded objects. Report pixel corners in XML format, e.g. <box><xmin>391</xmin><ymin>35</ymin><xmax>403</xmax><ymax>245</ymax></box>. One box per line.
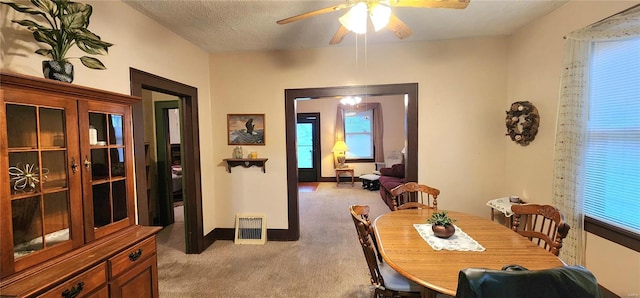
<box><xmin>223</xmin><ymin>158</ymin><xmax>268</xmax><ymax>173</ymax></box>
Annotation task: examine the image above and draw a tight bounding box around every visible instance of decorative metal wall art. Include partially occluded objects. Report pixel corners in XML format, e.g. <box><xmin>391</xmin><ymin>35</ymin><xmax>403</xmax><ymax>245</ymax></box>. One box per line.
<box><xmin>505</xmin><ymin>101</ymin><xmax>540</xmax><ymax>146</ymax></box>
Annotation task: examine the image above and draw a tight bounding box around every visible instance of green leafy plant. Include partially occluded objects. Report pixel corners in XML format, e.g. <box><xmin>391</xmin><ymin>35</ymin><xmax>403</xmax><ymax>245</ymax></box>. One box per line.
<box><xmin>2</xmin><ymin>0</ymin><xmax>113</xmax><ymax>69</ymax></box>
<box><xmin>427</xmin><ymin>211</ymin><xmax>456</xmax><ymax>226</ymax></box>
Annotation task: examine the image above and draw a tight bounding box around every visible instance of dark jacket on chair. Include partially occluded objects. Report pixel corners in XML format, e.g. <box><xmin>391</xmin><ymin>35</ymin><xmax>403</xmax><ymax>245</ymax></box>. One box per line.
<box><xmin>455</xmin><ymin>265</ymin><xmax>602</xmax><ymax>298</ymax></box>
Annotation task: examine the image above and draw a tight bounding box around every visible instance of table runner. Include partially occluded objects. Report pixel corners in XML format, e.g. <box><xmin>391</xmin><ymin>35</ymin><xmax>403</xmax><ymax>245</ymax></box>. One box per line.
<box><xmin>486</xmin><ymin>197</ymin><xmax>517</xmax><ymax>217</ymax></box>
<box><xmin>413</xmin><ymin>224</ymin><xmax>485</xmax><ymax>252</ymax></box>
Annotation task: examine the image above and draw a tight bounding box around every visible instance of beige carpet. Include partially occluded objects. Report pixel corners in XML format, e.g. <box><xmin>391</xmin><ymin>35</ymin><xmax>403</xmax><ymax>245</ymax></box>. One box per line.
<box><xmin>156</xmin><ymin>182</ymin><xmax>390</xmax><ymax>297</ymax></box>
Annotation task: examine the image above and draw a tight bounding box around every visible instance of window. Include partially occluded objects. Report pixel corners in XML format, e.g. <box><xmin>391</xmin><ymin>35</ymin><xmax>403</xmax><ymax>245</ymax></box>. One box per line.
<box><xmin>584</xmin><ymin>37</ymin><xmax>640</xmax><ymax>244</ymax></box>
<box><xmin>344</xmin><ymin>109</ymin><xmax>373</xmax><ymax>160</ymax></box>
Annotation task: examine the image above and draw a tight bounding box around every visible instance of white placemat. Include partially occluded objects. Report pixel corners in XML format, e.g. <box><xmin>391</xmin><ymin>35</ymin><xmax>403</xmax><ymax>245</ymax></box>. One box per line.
<box><xmin>413</xmin><ymin>224</ymin><xmax>486</xmax><ymax>252</ymax></box>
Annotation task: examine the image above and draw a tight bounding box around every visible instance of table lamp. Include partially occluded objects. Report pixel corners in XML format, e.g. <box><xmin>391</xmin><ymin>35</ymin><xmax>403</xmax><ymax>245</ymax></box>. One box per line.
<box><xmin>332</xmin><ymin>141</ymin><xmax>350</xmax><ymax>168</ymax></box>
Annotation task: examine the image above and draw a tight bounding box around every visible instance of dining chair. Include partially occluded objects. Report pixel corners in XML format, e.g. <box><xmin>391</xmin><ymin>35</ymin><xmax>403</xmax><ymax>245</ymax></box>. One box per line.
<box><xmin>349</xmin><ymin>205</ymin><xmax>383</xmax><ymax>263</ymax></box>
<box><xmin>510</xmin><ymin>204</ymin><xmax>571</xmax><ymax>256</ymax></box>
<box><xmin>390</xmin><ymin>182</ymin><xmax>440</xmax><ymax>211</ymax></box>
<box><xmin>455</xmin><ymin>265</ymin><xmax>601</xmax><ymax>298</ymax></box>
<box><xmin>349</xmin><ymin>205</ymin><xmax>423</xmax><ymax>298</ymax></box>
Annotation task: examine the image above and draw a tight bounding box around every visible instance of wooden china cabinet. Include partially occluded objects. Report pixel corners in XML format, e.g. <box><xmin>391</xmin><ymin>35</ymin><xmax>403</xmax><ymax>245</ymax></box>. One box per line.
<box><xmin>0</xmin><ymin>72</ymin><xmax>161</xmax><ymax>297</ymax></box>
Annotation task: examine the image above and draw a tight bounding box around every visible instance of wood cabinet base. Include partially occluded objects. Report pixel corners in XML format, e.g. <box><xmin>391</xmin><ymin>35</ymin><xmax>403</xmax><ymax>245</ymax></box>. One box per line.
<box><xmin>0</xmin><ymin>226</ymin><xmax>161</xmax><ymax>297</ymax></box>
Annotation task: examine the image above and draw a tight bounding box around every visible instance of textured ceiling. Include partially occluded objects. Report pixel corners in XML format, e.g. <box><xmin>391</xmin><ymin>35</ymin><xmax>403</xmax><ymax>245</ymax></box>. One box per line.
<box><xmin>123</xmin><ymin>0</ymin><xmax>568</xmax><ymax>53</ymax></box>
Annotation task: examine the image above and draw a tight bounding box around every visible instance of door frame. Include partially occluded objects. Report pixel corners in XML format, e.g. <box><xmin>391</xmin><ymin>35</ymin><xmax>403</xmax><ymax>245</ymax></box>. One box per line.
<box><xmin>130</xmin><ymin>68</ymin><xmax>205</xmax><ymax>254</ymax></box>
<box><xmin>296</xmin><ymin>113</ymin><xmax>320</xmax><ymax>182</ymax></box>
<box><xmin>284</xmin><ymin>83</ymin><xmax>419</xmax><ymax>240</ymax></box>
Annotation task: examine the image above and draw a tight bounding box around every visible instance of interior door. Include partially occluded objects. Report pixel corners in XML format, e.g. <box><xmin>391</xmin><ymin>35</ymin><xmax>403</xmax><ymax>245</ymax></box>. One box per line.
<box><xmin>154</xmin><ymin>101</ymin><xmax>179</xmax><ymax>227</ymax></box>
<box><xmin>297</xmin><ymin>113</ymin><xmax>320</xmax><ymax>182</ymax></box>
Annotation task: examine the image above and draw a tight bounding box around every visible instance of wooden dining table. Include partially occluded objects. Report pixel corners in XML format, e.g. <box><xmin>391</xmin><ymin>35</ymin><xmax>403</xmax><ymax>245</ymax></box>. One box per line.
<box><xmin>373</xmin><ymin>209</ymin><xmax>565</xmax><ymax>297</ymax></box>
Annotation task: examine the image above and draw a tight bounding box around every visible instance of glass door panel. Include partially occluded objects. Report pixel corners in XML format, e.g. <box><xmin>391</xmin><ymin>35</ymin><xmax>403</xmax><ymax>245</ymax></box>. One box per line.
<box><xmin>42</xmin><ymin>151</ymin><xmax>67</xmax><ymax>190</ymax></box>
<box><xmin>43</xmin><ymin>191</ymin><xmax>70</xmax><ymax>247</ymax></box>
<box><xmin>11</xmin><ymin>196</ymin><xmax>43</xmax><ymax>258</ymax></box>
<box><xmin>110</xmin><ymin>148</ymin><xmax>125</xmax><ymax>177</ymax></box>
<box><xmin>92</xmin><ymin>183</ymin><xmax>111</xmax><ymax>227</ymax></box>
<box><xmin>8</xmin><ymin>152</ymin><xmax>41</xmax><ymax>194</ymax></box>
<box><xmin>6</xmin><ymin>104</ymin><xmax>37</xmax><ymax>149</ymax></box>
<box><xmin>109</xmin><ymin>114</ymin><xmax>124</xmax><ymax>145</ymax></box>
<box><xmin>112</xmin><ymin>180</ymin><xmax>127</xmax><ymax>222</ymax></box>
<box><xmin>39</xmin><ymin>108</ymin><xmax>66</xmax><ymax>148</ymax></box>
<box><xmin>91</xmin><ymin>148</ymin><xmax>109</xmax><ymax>181</ymax></box>
<box><xmin>89</xmin><ymin>113</ymin><xmax>107</xmax><ymax>145</ymax></box>
<box><xmin>297</xmin><ymin>123</ymin><xmax>313</xmax><ymax>169</ymax></box>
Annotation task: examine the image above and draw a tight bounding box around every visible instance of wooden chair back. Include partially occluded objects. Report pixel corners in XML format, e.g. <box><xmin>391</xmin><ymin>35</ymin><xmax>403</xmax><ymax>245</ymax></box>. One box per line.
<box><xmin>511</xmin><ymin>204</ymin><xmax>571</xmax><ymax>256</ymax></box>
<box><xmin>390</xmin><ymin>182</ymin><xmax>440</xmax><ymax>211</ymax></box>
<box><xmin>349</xmin><ymin>205</ymin><xmax>385</xmax><ymax>288</ymax></box>
<box><xmin>396</xmin><ymin>202</ymin><xmax>432</xmax><ymax>210</ymax></box>
<box><xmin>349</xmin><ymin>205</ymin><xmax>383</xmax><ymax>262</ymax></box>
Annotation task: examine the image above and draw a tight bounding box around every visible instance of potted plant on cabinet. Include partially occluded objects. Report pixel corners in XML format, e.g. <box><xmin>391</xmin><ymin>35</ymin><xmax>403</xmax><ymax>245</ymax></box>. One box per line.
<box><xmin>427</xmin><ymin>211</ymin><xmax>456</xmax><ymax>238</ymax></box>
<box><xmin>2</xmin><ymin>0</ymin><xmax>113</xmax><ymax>83</ymax></box>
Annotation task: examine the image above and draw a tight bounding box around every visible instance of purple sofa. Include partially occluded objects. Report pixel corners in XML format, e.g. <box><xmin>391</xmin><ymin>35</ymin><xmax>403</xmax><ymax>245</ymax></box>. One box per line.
<box><xmin>378</xmin><ymin>164</ymin><xmax>406</xmax><ymax>210</ymax></box>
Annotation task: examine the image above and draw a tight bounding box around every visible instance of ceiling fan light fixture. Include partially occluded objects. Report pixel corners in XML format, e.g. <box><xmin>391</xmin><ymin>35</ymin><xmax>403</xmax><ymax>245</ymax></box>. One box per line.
<box><xmin>340</xmin><ymin>96</ymin><xmax>362</xmax><ymax>106</ymax></box>
<box><xmin>370</xmin><ymin>3</ymin><xmax>391</xmax><ymax>32</ymax></box>
<box><xmin>339</xmin><ymin>2</ymin><xmax>368</xmax><ymax>34</ymax></box>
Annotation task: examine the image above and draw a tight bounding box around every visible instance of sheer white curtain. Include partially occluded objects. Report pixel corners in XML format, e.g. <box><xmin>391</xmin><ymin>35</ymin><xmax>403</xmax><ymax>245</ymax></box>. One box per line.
<box><xmin>553</xmin><ymin>5</ymin><xmax>640</xmax><ymax>265</ymax></box>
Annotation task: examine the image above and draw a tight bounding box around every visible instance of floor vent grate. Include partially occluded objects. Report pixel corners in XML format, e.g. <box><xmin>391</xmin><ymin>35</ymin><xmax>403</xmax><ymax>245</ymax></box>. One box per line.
<box><xmin>234</xmin><ymin>214</ymin><xmax>267</xmax><ymax>245</ymax></box>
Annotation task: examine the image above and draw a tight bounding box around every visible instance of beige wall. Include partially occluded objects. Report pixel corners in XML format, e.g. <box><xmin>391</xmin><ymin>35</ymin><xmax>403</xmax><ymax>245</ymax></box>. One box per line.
<box><xmin>296</xmin><ymin>94</ymin><xmax>405</xmax><ymax>178</ymax></box>
<box><xmin>210</xmin><ymin>37</ymin><xmax>508</xmax><ymax>228</ymax></box>
<box><xmin>506</xmin><ymin>1</ymin><xmax>640</xmax><ymax>296</ymax></box>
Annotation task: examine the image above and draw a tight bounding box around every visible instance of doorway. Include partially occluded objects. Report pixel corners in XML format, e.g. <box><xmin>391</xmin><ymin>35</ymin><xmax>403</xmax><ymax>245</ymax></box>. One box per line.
<box><xmin>297</xmin><ymin>113</ymin><xmax>320</xmax><ymax>182</ymax></box>
<box><xmin>154</xmin><ymin>101</ymin><xmax>182</xmax><ymax>226</ymax></box>
<box><xmin>130</xmin><ymin>68</ymin><xmax>205</xmax><ymax>254</ymax></box>
<box><xmin>283</xmin><ymin>83</ymin><xmax>419</xmax><ymax>241</ymax></box>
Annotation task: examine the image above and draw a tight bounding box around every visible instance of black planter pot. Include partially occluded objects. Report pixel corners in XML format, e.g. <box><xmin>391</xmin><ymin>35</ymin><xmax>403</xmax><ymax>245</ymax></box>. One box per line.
<box><xmin>42</xmin><ymin>60</ymin><xmax>74</xmax><ymax>83</ymax></box>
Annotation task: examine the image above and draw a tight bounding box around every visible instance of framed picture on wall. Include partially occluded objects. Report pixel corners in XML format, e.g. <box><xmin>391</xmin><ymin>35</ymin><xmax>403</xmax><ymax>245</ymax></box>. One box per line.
<box><xmin>227</xmin><ymin>114</ymin><xmax>266</xmax><ymax>145</ymax></box>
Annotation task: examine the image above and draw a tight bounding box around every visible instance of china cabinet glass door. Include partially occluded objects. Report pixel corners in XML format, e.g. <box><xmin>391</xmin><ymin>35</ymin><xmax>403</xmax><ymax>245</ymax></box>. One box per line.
<box><xmin>1</xmin><ymin>93</ymin><xmax>83</xmax><ymax>275</ymax></box>
<box><xmin>82</xmin><ymin>102</ymin><xmax>134</xmax><ymax>240</ymax></box>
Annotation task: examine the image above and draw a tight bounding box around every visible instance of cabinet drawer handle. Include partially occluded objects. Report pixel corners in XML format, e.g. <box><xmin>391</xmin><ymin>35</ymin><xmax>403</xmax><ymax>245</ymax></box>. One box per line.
<box><xmin>129</xmin><ymin>248</ymin><xmax>143</xmax><ymax>261</ymax></box>
<box><xmin>61</xmin><ymin>281</ymin><xmax>84</xmax><ymax>298</ymax></box>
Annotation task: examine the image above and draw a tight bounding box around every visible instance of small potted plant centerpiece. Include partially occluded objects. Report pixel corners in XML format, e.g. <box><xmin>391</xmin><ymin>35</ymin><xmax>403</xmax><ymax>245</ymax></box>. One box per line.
<box><xmin>2</xmin><ymin>0</ymin><xmax>113</xmax><ymax>83</ymax></box>
<box><xmin>427</xmin><ymin>211</ymin><xmax>456</xmax><ymax>238</ymax></box>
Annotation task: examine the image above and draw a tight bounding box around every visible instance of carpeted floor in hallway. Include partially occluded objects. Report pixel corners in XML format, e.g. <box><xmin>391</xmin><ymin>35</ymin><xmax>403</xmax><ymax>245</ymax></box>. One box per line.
<box><xmin>156</xmin><ymin>182</ymin><xmax>390</xmax><ymax>298</ymax></box>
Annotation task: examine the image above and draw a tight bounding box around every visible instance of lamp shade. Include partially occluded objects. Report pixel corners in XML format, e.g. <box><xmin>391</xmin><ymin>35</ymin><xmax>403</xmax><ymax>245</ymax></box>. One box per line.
<box><xmin>338</xmin><ymin>2</ymin><xmax>368</xmax><ymax>34</ymax></box>
<box><xmin>332</xmin><ymin>141</ymin><xmax>350</xmax><ymax>152</ymax></box>
<box><xmin>370</xmin><ymin>3</ymin><xmax>391</xmax><ymax>32</ymax></box>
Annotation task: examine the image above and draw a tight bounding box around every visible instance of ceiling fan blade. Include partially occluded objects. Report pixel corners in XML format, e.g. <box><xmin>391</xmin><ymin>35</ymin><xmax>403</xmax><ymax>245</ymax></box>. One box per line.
<box><xmin>387</xmin><ymin>0</ymin><xmax>470</xmax><ymax>9</ymax></box>
<box><xmin>277</xmin><ymin>3</ymin><xmax>351</xmax><ymax>25</ymax></box>
<box><xmin>387</xmin><ymin>13</ymin><xmax>413</xmax><ymax>40</ymax></box>
<box><xmin>329</xmin><ymin>25</ymin><xmax>350</xmax><ymax>45</ymax></box>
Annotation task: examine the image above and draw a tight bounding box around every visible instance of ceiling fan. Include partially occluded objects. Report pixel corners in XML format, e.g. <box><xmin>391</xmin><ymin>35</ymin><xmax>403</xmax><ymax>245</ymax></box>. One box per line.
<box><xmin>276</xmin><ymin>0</ymin><xmax>470</xmax><ymax>45</ymax></box>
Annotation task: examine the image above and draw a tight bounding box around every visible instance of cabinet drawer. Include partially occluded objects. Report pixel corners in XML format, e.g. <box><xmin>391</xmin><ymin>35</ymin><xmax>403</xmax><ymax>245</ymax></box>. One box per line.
<box><xmin>108</xmin><ymin>237</ymin><xmax>156</xmax><ymax>278</ymax></box>
<box><xmin>38</xmin><ymin>263</ymin><xmax>107</xmax><ymax>298</ymax></box>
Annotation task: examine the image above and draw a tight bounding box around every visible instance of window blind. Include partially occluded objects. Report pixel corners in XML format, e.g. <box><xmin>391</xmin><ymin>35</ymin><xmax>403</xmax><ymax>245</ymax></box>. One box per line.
<box><xmin>584</xmin><ymin>38</ymin><xmax>640</xmax><ymax>235</ymax></box>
